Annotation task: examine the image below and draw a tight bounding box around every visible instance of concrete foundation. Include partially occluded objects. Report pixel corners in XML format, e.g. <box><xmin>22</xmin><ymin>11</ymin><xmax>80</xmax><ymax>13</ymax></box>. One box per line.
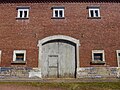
<box><xmin>0</xmin><ymin>67</ymin><xmax>119</xmax><ymax>79</ymax></box>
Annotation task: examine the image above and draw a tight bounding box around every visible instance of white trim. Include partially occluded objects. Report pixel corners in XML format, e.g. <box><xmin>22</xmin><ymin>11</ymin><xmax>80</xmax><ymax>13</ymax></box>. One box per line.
<box><xmin>116</xmin><ymin>50</ymin><xmax>120</xmax><ymax>67</ymax></box>
<box><xmin>92</xmin><ymin>50</ymin><xmax>105</xmax><ymax>61</ymax></box>
<box><xmin>13</xmin><ymin>50</ymin><xmax>26</xmax><ymax>61</ymax></box>
<box><xmin>17</xmin><ymin>8</ymin><xmax>29</xmax><ymax>18</ymax></box>
<box><xmin>53</xmin><ymin>8</ymin><xmax>64</xmax><ymax>18</ymax></box>
<box><xmin>88</xmin><ymin>8</ymin><xmax>100</xmax><ymax>17</ymax></box>
<box><xmin>38</xmin><ymin>35</ymin><xmax>80</xmax><ymax>77</ymax></box>
<box><xmin>0</xmin><ymin>50</ymin><xmax>2</xmax><ymax>63</ymax></box>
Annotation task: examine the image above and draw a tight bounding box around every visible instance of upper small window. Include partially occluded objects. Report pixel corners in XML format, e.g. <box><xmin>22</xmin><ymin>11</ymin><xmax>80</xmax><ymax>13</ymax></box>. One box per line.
<box><xmin>87</xmin><ymin>7</ymin><xmax>101</xmax><ymax>19</ymax></box>
<box><xmin>16</xmin><ymin>6</ymin><xmax>30</xmax><ymax>19</ymax></box>
<box><xmin>52</xmin><ymin>7</ymin><xmax>64</xmax><ymax>18</ymax></box>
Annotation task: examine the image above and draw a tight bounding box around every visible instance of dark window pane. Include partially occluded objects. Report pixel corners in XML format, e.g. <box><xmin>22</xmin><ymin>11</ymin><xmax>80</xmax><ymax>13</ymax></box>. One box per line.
<box><xmin>24</xmin><ymin>11</ymin><xmax>27</xmax><ymax>18</ymax></box>
<box><xmin>119</xmin><ymin>53</ymin><xmax>120</xmax><ymax>56</ymax></box>
<box><xmin>59</xmin><ymin>10</ymin><xmax>63</xmax><ymax>17</ymax></box>
<box><xmin>16</xmin><ymin>53</ymin><xmax>24</xmax><ymax>61</ymax></box>
<box><xmin>95</xmin><ymin>10</ymin><xmax>98</xmax><ymax>17</ymax></box>
<box><xmin>20</xmin><ymin>11</ymin><xmax>23</xmax><ymax>17</ymax></box>
<box><xmin>94</xmin><ymin>53</ymin><xmax>103</xmax><ymax>61</ymax></box>
<box><xmin>90</xmin><ymin>10</ymin><xmax>94</xmax><ymax>17</ymax></box>
<box><xmin>55</xmin><ymin>10</ymin><xmax>58</xmax><ymax>17</ymax></box>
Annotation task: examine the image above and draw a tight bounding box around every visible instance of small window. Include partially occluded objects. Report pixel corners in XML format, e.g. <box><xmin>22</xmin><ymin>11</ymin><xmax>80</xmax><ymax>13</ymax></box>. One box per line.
<box><xmin>52</xmin><ymin>7</ymin><xmax>64</xmax><ymax>18</ymax></box>
<box><xmin>0</xmin><ymin>50</ymin><xmax>2</xmax><ymax>63</ymax></box>
<box><xmin>16</xmin><ymin>6</ymin><xmax>30</xmax><ymax>19</ymax></box>
<box><xmin>116</xmin><ymin>50</ymin><xmax>120</xmax><ymax>67</ymax></box>
<box><xmin>13</xmin><ymin>50</ymin><xmax>26</xmax><ymax>62</ymax></box>
<box><xmin>16</xmin><ymin>53</ymin><xmax>24</xmax><ymax>61</ymax></box>
<box><xmin>87</xmin><ymin>7</ymin><xmax>101</xmax><ymax>19</ymax></box>
<box><xmin>94</xmin><ymin>53</ymin><xmax>103</xmax><ymax>61</ymax></box>
<box><xmin>91</xmin><ymin>50</ymin><xmax>105</xmax><ymax>64</ymax></box>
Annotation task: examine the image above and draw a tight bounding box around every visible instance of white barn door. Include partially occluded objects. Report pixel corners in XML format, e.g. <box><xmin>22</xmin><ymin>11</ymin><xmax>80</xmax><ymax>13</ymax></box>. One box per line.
<box><xmin>41</xmin><ymin>40</ymin><xmax>76</xmax><ymax>78</ymax></box>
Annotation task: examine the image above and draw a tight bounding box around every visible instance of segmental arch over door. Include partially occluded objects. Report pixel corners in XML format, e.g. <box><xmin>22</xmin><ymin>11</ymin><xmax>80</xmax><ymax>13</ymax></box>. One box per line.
<box><xmin>38</xmin><ymin>35</ymin><xmax>80</xmax><ymax>78</ymax></box>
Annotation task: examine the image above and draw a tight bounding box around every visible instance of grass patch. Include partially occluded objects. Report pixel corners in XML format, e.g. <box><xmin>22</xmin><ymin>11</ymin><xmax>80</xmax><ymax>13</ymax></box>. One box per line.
<box><xmin>0</xmin><ymin>82</ymin><xmax>120</xmax><ymax>90</ymax></box>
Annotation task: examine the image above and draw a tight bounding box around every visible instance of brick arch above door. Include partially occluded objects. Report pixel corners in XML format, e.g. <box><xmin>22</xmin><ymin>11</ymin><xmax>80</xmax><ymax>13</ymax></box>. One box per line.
<box><xmin>38</xmin><ymin>35</ymin><xmax>80</xmax><ymax>77</ymax></box>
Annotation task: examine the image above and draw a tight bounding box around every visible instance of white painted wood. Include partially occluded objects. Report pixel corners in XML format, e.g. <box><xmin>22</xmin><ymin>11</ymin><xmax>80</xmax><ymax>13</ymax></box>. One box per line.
<box><xmin>48</xmin><ymin>55</ymin><xmax>58</xmax><ymax>78</ymax></box>
<box><xmin>38</xmin><ymin>35</ymin><xmax>80</xmax><ymax>78</ymax></box>
<box><xmin>59</xmin><ymin>41</ymin><xmax>75</xmax><ymax>78</ymax></box>
<box><xmin>41</xmin><ymin>40</ymin><xmax>76</xmax><ymax>78</ymax></box>
<box><xmin>41</xmin><ymin>41</ymin><xmax>59</xmax><ymax>77</ymax></box>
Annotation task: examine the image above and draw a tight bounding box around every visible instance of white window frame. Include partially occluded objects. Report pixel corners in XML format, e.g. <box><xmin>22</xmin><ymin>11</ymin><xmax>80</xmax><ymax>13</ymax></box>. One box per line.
<box><xmin>17</xmin><ymin>7</ymin><xmax>30</xmax><ymax>18</ymax></box>
<box><xmin>92</xmin><ymin>50</ymin><xmax>105</xmax><ymax>61</ymax></box>
<box><xmin>0</xmin><ymin>50</ymin><xmax>2</xmax><ymax>63</ymax></box>
<box><xmin>13</xmin><ymin>50</ymin><xmax>26</xmax><ymax>62</ymax></box>
<box><xmin>88</xmin><ymin>8</ymin><xmax>100</xmax><ymax>18</ymax></box>
<box><xmin>116</xmin><ymin>50</ymin><xmax>120</xmax><ymax>67</ymax></box>
<box><xmin>53</xmin><ymin>8</ymin><xmax>64</xmax><ymax>18</ymax></box>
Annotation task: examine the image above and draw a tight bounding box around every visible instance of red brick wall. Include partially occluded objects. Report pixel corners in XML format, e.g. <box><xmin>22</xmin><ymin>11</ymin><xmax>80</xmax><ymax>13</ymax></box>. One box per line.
<box><xmin>0</xmin><ymin>2</ymin><xmax>119</xmax><ymax>67</ymax></box>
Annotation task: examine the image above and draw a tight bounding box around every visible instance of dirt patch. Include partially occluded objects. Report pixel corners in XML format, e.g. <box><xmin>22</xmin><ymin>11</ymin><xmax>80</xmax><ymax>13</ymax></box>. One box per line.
<box><xmin>0</xmin><ymin>84</ymin><xmax>64</xmax><ymax>90</ymax></box>
<box><xmin>0</xmin><ymin>82</ymin><xmax>119</xmax><ymax>90</ymax></box>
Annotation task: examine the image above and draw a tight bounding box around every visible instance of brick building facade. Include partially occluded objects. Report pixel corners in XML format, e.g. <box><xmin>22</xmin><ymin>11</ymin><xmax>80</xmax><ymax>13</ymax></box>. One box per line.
<box><xmin>0</xmin><ymin>0</ymin><xmax>119</xmax><ymax>78</ymax></box>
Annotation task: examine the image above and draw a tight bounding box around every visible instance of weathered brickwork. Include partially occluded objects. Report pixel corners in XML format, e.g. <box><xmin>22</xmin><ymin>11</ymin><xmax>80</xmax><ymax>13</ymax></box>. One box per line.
<box><xmin>0</xmin><ymin>1</ymin><xmax>119</xmax><ymax>70</ymax></box>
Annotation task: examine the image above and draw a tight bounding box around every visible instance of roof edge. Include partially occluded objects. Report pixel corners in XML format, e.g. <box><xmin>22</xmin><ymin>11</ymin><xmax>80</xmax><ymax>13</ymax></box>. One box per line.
<box><xmin>0</xmin><ymin>0</ymin><xmax>119</xmax><ymax>3</ymax></box>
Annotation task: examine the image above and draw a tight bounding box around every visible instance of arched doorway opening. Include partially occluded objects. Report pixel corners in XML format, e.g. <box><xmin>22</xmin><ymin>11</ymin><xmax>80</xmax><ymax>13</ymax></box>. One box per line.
<box><xmin>38</xmin><ymin>35</ymin><xmax>80</xmax><ymax>78</ymax></box>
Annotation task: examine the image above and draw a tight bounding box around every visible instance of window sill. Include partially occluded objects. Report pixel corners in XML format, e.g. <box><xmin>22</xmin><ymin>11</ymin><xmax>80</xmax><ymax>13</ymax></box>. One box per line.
<box><xmin>51</xmin><ymin>17</ymin><xmax>65</xmax><ymax>19</ymax></box>
<box><xmin>11</xmin><ymin>61</ymin><xmax>26</xmax><ymax>65</ymax></box>
<box><xmin>87</xmin><ymin>17</ymin><xmax>101</xmax><ymax>19</ymax></box>
<box><xmin>90</xmin><ymin>61</ymin><xmax>105</xmax><ymax>65</ymax></box>
<box><xmin>16</xmin><ymin>17</ymin><xmax>29</xmax><ymax>20</ymax></box>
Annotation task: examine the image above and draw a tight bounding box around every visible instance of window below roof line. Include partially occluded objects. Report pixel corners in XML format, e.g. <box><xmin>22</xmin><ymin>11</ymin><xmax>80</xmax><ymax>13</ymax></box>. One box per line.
<box><xmin>16</xmin><ymin>6</ymin><xmax>30</xmax><ymax>19</ymax></box>
<box><xmin>52</xmin><ymin>7</ymin><xmax>65</xmax><ymax>19</ymax></box>
<box><xmin>87</xmin><ymin>6</ymin><xmax>101</xmax><ymax>19</ymax></box>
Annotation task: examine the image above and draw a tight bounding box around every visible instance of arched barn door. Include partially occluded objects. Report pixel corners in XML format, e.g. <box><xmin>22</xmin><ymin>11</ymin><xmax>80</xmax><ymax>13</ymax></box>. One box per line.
<box><xmin>41</xmin><ymin>40</ymin><xmax>76</xmax><ymax>78</ymax></box>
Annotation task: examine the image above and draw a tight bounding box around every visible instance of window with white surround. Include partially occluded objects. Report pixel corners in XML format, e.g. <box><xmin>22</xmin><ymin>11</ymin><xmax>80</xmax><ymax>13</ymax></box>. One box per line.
<box><xmin>17</xmin><ymin>6</ymin><xmax>30</xmax><ymax>19</ymax></box>
<box><xmin>52</xmin><ymin>7</ymin><xmax>64</xmax><ymax>18</ymax></box>
<box><xmin>88</xmin><ymin>7</ymin><xmax>100</xmax><ymax>18</ymax></box>
<box><xmin>91</xmin><ymin>50</ymin><xmax>105</xmax><ymax>64</ymax></box>
<box><xmin>13</xmin><ymin>50</ymin><xmax>26</xmax><ymax>62</ymax></box>
<box><xmin>116</xmin><ymin>50</ymin><xmax>120</xmax><ymax>67</ymax></box>
<box><xmin>0</xmin><ymin>50</ymin><xmax>2</xmax><ymax>63</ymax></box>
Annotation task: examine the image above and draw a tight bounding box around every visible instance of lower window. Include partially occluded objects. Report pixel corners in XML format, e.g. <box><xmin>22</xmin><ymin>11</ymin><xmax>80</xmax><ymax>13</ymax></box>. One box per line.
<box><xmin>116</xmin><ymin>50</ymin><xmax>120</xmax><ymax>67</ymax></box>
<box><xmin>16</xmin><ymin>53</ymin><xmax>24</xmax><ymax>61</ymax></box>
<box><xmin>91</xmin><ymin>50</ymin><xmax>105</xmax><ymax>64</ymax></box>
<box><xmin>12</xmin><ymin>50</ymin><xmax>26</xmax><ymax>63</ymax></box>
<box><xmin>94</xmin><ymin>53</ymin><xmax>103</xmax><ymax>61</ymax></box>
